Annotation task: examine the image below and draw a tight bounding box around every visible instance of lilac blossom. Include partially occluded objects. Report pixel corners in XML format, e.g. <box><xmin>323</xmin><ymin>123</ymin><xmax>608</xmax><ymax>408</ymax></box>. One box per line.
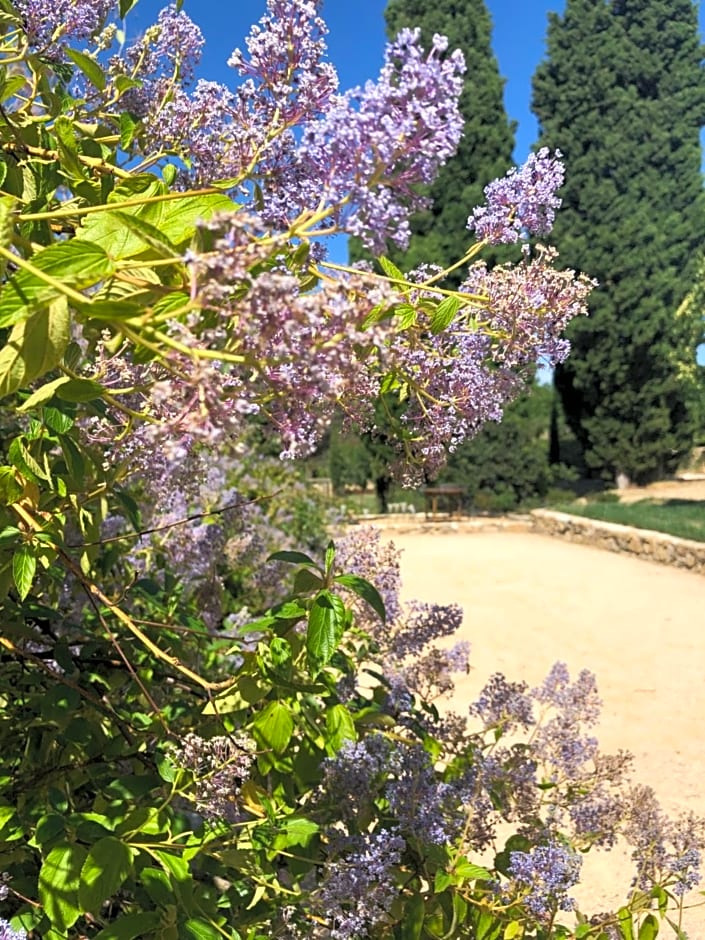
<box><xmin>471</xmin><ymin>673</ymin><xmax>534</xmax><ymax>733</ymax></box>
<box><xmin>461</xmin><ymin>247</ymin><xmax>596</xmax><ymax>369</ymax></box>
<box><xmin>265</xmin><ymin>28</ymin><xmax>465</xmax><ymax>250</ymax></box>
<box><xmin>313</xmin><ymin>830</ymin><xmax>404</xmax><ymax>939</ymax></box>
<box><xmin>623</xmin><ymin>786</ymin><xmax>705</xmax><ymax>896</ymax></box>
<box><xmin>228</xmin><ymin>0</ymin><xmax>338</xmax><ymax>124</ymax></box>
<box><xmin>172</xmin><ymin>732</ymin><xmax>255</xmax><ymax>823</ymax></box>
<box><xmin>468</xmin><ymin>148</ymin><xmax>565</xmax><ymax>244</ymax></box>
<box><xmin>15</xmin><ymin>0</ymin><xmax>113</xmax><ymax>57</ymax></box>
<box><xmin>507</xmin><ymin>841</ymin><xmax>582</xmax><ymax>921</ymax></box>
<box><xmin>0</xmin><ymin>921</ymin><xmax>26</xmax><ymax>940</ymax></box>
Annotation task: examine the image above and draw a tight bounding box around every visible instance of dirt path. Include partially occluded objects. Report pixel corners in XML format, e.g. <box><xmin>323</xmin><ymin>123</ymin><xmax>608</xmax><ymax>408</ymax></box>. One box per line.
<box><xmin>377</xmin><ymin>528</ymin><xmax>705</xmax><ymax>935</ymax></box>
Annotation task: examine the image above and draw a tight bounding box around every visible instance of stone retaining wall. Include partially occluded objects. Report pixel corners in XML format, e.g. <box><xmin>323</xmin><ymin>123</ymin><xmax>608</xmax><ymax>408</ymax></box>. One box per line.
<box><xmin>530</xmin><ymin>509</ymin><xmax>705</xmax><ymax>574</ymax></box>
<box><xmin>364</xmin><ymin>509</ymin><xmax>705</xmax><ymax>575</ymax></box>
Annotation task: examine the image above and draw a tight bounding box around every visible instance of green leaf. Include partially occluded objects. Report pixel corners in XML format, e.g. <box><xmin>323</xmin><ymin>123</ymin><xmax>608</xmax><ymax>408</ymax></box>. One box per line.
<box><xmin>76</xmin><ymin>182</ymin><xmax>232</xmax><ymax>258</ymax></box>
<box><xmin>119</xmin><ymin>112</ymin><xmax>138</xmax><ymax>150</ymax></box>
<box><xmin>273</xmin><ymin>817</ymin><xmax>319</xmax><ymax>851</ymax></box>
<box><xmin>379</xmin><ymin>256</ymin><xmax>406</xmax><ymax>283</ymax></box>
<box><xmin>0</xmin><ymin>242</ymin><xmax>114</xmax><ymax>327</ymax></box>
<box><xmin>78</xmin><ymin>836</ymin><xmax>133</xmax><ymax>914</ymax></box>
<box><xmin>293</xmin><ymin>567</ymin><xmax>323</xmax><ymax>594</ymax></box>
<box><xmin>503</xmin><ymin>923</ymin><xmax>522</xmax><ymax>939</ymax></box>
<box><xmin>453</xmin><ymin>860</ymin><xmax>491</xmax><ymax>881</ymax></box>
<box><xmin>334</xmin><ymin>573</ymin><xmax>386</xmax><ymax>622</ymax></box>
<box><xmin>66</xmin><ymin>48</ymin><xmax>106</xmax><ymax>91</ymax></box>
<box><xmin>268</xmin><ymin>549</ymin><xmax>320</xmax><ymax>567</ymax></box>
<box><xmin>638</xmin><ymin>915</ymin><xmax>659</xmax><ymax>940</ymax></box>
<box><xmin>0</xmin><ymin>467</ymin><xmax>22</xmax><ymax>505</ymax></box>
<box><xmin>0</xmin><ymin>298</ymin><xmax>70</xmax><ymax>399</ymax></box>
<box><xmin>324</xmin><ymin>540</ymin><xmax>335</xmax><ymax>574</ymax></box>
<box><xmin>38</xmin><ymin>842</ymin><xmax>88</xmax><ymax>932</ymax></box>
<box><xmin>17</xmin><ymin>376</ymin><xmax>71</xmax><ymax>412</ymax></box>
<box><xmin>13</xmin><ymin>546</ymin><xmax>36</xmax><ymax>600</ymax></box>
<box><xmin>202</xmin><ymin>675</ymin><xmax>271</xmax><ymax>715</ymax></box>
<box><xmin>253</xmin><ymin>700</ymin><xmax>294</xmax><ymax>754</ymax></box>
<box><xmin>326</xmin><ymin>704</ymin><xmax>357</xmax><ymax>750</ymax></box>
<box><xmin>94</xmin><ymin>912</ymin><xmax>162</xmax><ymax>939</ymax></box>
<box><xmin>56</xmin><ymin>378</ymin><xmax>104</xmax><ymax>402</ymax></box>
<box><xmin>429</xmin><ymin>295</ymin><xmax>462</xmax><ymax>334</ymax></box>
<box><xmin>400</xmin><ymin>892</ymin><xmax>425</xmax><ymax>940</ymax></box>
<box><xmin>53</xmin><ymin>116</ymin><xmax>86</xmax><ymax>179</ymax></box>
<box><xmin>0</xmin><ymin>525</ymin><xmax>20</xmax><ymax>547</ymax></box>
<box><xmin>109</xmin><ymin>209</ymin><xmax>180</xmax><ymax>258</ymax></box>
<box><xmin>617</xmin><ymin>908</ymin><xmax>635</xmax><ymax>940</ymax></box>
<box><xmin>118</xmin><ymin>0</ymin><xmax>139</xmax><ymax>16</ymax></box>
<box><xmin>183</xmin><ymin>921</ymin><xmax>223</xmax><ymax>940</ymax></box>
<box><xmin>306</xmin><ymin>591</ymin><xmax>343</xmax><ymax>672</ymax></box>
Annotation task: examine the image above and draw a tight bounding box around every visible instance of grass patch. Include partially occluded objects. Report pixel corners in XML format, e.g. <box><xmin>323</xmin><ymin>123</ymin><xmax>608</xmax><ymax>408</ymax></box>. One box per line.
<box><xmin>551</xmin><ymin>498</ymin><xmax>705</xmax><ymax>543</ymax></box>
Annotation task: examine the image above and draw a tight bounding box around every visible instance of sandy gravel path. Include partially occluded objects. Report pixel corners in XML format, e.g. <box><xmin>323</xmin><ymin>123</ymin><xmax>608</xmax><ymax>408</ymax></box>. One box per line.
<box><xmin>376</xmin><ymin>527</ymin><xmax>705</xmax><ymax>935</ymax></box>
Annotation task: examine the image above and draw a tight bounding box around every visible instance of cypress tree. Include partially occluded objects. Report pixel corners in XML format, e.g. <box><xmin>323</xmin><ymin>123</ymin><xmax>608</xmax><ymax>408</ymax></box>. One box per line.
<box><xmin>351</xmin><ymin>0</ymin><xmax>515</xmax><ymax>282</ymax></box>
<box><xmin>532</xmin><ymin>0</ymin><xmax>705</xmax><ymax>484</ymax></box>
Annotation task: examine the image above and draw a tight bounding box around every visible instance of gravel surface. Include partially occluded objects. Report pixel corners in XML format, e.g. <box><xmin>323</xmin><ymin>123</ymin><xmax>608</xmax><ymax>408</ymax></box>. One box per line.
<box><xmin>378</xmin><ymin>526</ymin><xmax>705</xmax><ymax>936</ymax></box>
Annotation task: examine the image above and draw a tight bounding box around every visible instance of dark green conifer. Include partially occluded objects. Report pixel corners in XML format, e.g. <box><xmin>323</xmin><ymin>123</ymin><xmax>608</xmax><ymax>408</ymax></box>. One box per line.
<box><xmin>533</xmin><ymin>0</ymin><xmax>705</xmax><ymax>483</ymax></box>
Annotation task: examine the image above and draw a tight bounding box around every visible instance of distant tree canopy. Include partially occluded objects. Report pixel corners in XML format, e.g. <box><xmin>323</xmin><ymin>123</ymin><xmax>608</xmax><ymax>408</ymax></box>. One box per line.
<box><xmin>440</xmin><ymin>380</ymin><xmax>576</xmax><ymax>511</ymax></box>
<box><xmin>533</xmin><ymin>0</ymin><xmax>705</xmax><ymax>485</ymax></box>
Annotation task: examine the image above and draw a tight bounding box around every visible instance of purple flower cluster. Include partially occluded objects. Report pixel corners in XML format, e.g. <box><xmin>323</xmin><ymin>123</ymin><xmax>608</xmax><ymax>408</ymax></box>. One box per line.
<box><xmin>507</xmin><ymin>841</ymin><xmax>582</xmax><ymax>921</ymax></box>
<box><xmin>471</xmin><ymin>673</ymin><xmax>534</xmax><ymax>733</ymax></box>
<box><xmin>268</xmin><ymin>28</ymin><xmax>465</xmax><ymax>250</ymax></box>
<box><xmin>172</xmin><ymin>732</ymin><xmax>255</xmax><ymax>823</ymax></box>
<box><xmin>228</xmin><ymin>0</ymin><xmax>338</xmax><ymax>124</ymax></box>
<box><xmin>467</xmin><ymin>148</ymin><xmax>565</xmax><ymax>244</ymax></box>
<box><xmin>15</xmin><ymin>0</ymin><xmax>113</xmax><ymax>58</ymax></box>
<box><xmin>111</xmin><ymin>4</ymin><xmax>204</xmax><ymax>111</ymax></box>
<box><xmin>0</xmin><ymin>921</ymin><xmax>25</xmax><ymax>940</ymax></box>
<box><xmin>314</xmin><ymin>830</ymin><xmax>404</xmax><ymax>939</ymax></box>
<box><xmin>623</xmin><ymin>786</ymin><xmax>705</xmax><ymax>896</ymax></box>
<box><xmin>461</xmin><ymin>247</ymin><xmax>596</xmax><ymax>369</ymax></box>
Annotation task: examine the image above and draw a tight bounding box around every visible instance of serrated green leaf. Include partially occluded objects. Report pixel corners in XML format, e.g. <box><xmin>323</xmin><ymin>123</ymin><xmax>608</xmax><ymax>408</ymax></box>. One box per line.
<box><xmin>334</xmin><ymin>573</ymin><xmax>386</xmax><ymax>622</ymax></box>
<box><xmin>430</xmin><ymin>295</ymin><xmax>462</xmax><ymax>334</ymax></box>
<box><xmin>38</xmin><ymin>842</ymin><xmax>88</xmax><ymax>932</ymax></box>
<box><xmin>53</xmin><ymin>116</ymin><xmax>86</xmax><ymax>179</ymax></box>
<box><xmin>324</xmin><ymin>540</ymin><xmax>335</xmax><ymax>574</ymax></box>
<box><xmin>453</xmin><ymin>860</ymin><xmax>491</xmax><ymax>881</ymax></box>
<box><xmin>0</xmin><ymin>466</ymin><xmax>22</xmax><ymax>504</ymax></box>
<box><xmin>9</xmin><ymin>436</ymin><xmax>49</xmax><ymax>481</ymax></box>
<box><xmin>638</xmin><ymin>915</ymin><xmax>659</xmax><ymax>940</ymax></box>
<box><xmin>183</xmin><ymin>920</ymin><xmax>222</xmax><ymax>940</ymax></box>
<box><xmin>400</xmin><ymin>892</ymin><xmax>424</xmax><ymax>940</ymax></box>
<box><xmin>379</xmin><ymin>256</ymin><xmax>405</xmax><ymax>282</ymax></box>
<box><xmin>253</xmin><ymin>700</ymin><xmax>293</xmax><ymax>754</ymax></box>
<box><xmin>617</xmin><ymin>908</ymin><xmax>635</xmax><ymax>940</ymax></box>
<box><xmin>326</xmin><ymin>704</ymin><xmax>357</xmax><ymax>750</ymax></box>
<box><xmin>503</xmin><ymin>922</ymin><xmax>522</xmax><ymax>940</ymax></box>
<box><xmin>78</xmin><ymin>836</ymin><xmax>133</xmax><ymax>914</ymax></box>
<box><xmin>268</xmin><ymin>549</ymin><xmax>320</xmax><ymax>568</ymax></box>
<box><xmin>395</xmin><ymin>303</ymin><xmax>418</xmax><ymax>330</ymax></box>
<box><xmin>55</xmin><ymin>378</ymin><xmax>104</xmax><ymax>402</ymax></box>
<box><xmin>306</xmin><ymin>591</ymin><xmax>342</xmax><ymax>672</ymax></box>
<box><xmin>273</xmin><ymin>817</ymin><xmax>319</xmax><ymax>851</ymax></box>
<box><xmin>293</xmin><ymin>567</ymin><xmax>323</xmax><ymax>594</ymax></box>
<box><xmin>66</xmin><ymin>48</ymin><xmax>106</xmax><ymax>91</ymax></box>
<box><xmin>13</xmin><ymin>546</ymin><xmax>36</xmax><ymax>599</ymax></box>
<box><xmin>17</xmin><ymin>376</ymin><xmax>71</xmax><ymax>412</ymax></box>
<box><xmin>0</xmin><ymin>298</ymin><xmax>70</xmax><ymax>399</ymax></box>
<box><xmin>94</xmin><ymin>912</ymin><xmax>162</xmax><ymax>940</ymax></box>
<box><xmin>118</xmin><ymin>0</ymin><xmax>139</xmax><ymax>16</ymax></box>
<box><xmin>0</xmin><ymin>242</ymin><xmax>114</xmax><ymax>327</ymax></box>
<box><xmin>76</xmin><ymin>180</ymin><xmax>232</xmax><ymax>258</ymax></box>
